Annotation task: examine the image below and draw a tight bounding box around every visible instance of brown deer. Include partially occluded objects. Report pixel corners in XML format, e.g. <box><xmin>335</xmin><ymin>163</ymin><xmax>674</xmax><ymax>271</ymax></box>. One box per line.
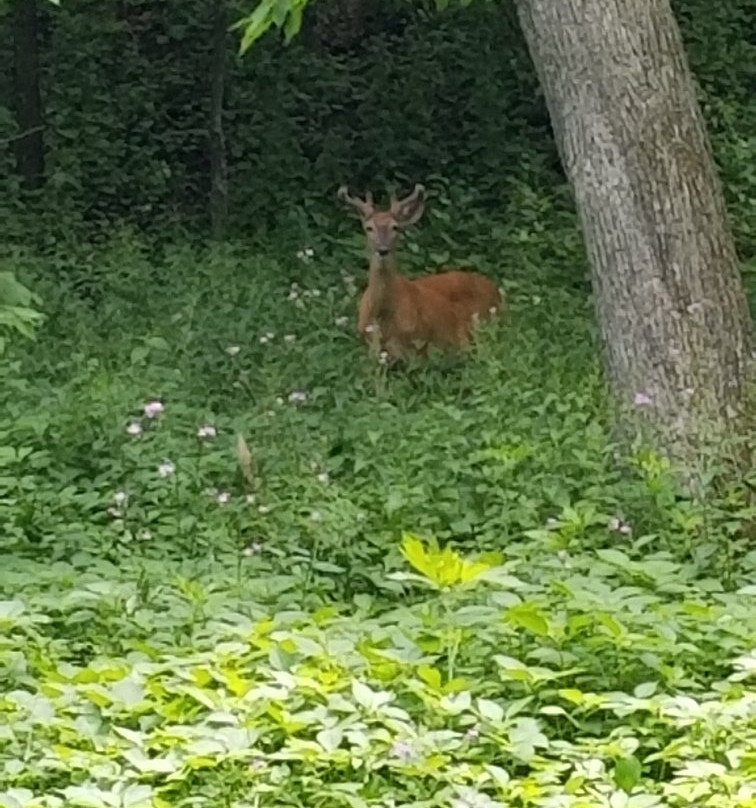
<box><xmin>338</xmin><ymin>183</ymin><xmax>502</xmax><ymax>360</ymax></box>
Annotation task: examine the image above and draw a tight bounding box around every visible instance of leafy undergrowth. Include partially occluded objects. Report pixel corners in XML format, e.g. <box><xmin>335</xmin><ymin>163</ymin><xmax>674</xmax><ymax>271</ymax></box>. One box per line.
<box><xmin>1</xmin><ymin>538</ymin><xmax>755</xmax><ymax>808</ymax></box>
<box><xmin>1</xmin><ymin>229</ymin><xmax>755</xmax><ymax>808</ymax></box>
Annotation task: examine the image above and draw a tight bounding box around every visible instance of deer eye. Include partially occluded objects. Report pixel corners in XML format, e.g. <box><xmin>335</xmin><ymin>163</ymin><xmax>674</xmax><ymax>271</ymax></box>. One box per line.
<box><xmin>391</xmin><ymin>224</ymin><xmax>400</xmax><ymax>232</ymax></box>
<box><xmin>365</xmin><ymin>225</ymin><xmax>375</xmax><ymax>232</ymax></box>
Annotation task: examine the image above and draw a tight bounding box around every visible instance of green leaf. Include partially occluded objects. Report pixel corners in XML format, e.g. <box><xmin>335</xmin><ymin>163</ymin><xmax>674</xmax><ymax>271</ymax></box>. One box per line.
<box><xmin>614</xmin><ymin>755</ymin><xmax>642</xmax><ymax>793</ymax></box>
<box><xmin>316</xmin><ymin>727</ymin><xmax>343</xmax><ymax>752</ymax></box>
<box><xmin>633</xmin><ymin>681</ymin><xmax>658</xmax><ymax>698</ymax></box>
<box><xmin>417</xmin><ymin>665</ymin><xmax>442</xmax><ymax>690</ymax></box>
<box><xmin>596</xmin><ymin>548</ymin><xmax>632</xmax><ymax>567</ymax></box>
<box><xmin>0</xmin><ymin>600</ymin><xmax>25</xmax><ymax>621</ymax></box>
<box><xmin>505</xmin><ymin>603</ymin><xmax>551</xmax><ymax>637</ymax></box>
<box><xmin>239</xmin><ymin>0</ymin><xmax>276</xmax><ymax>53</ymax></box>
<box><xmin>477</xmin><ymin>698</ymin><xmax>504</xmax><ymax>723</ymax></box>
<box><xmin>62</xmin><ymin>786</ymin><xmax>109</xmax><ymax>808</ymax></box>
<box><xmin>283</xmin><ymin>6</ymin><xmax>303</xmax><ymax>43</ymax></box>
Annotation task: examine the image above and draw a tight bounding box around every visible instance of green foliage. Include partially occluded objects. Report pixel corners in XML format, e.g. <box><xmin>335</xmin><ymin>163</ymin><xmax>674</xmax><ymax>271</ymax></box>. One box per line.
<box><xmin>232</xmin><ymin>0</ymin><xmax>495</xmax><ymax>53</ymax></box>
<box><xmin>0</xmin><ymin>223</ymin><xmax>754</xmax><ymax>805</ymax></box>
<box><xmin>1</xmin><ymin>510</ymin><xmax>755</xmax><ymax>806</ymax></box>
<box><xmin>2</xmin><ymin>0</ymin><xmax>753</xmax><ymax>300</ymax></box>
<box><xmin>0</xmin><ymin>1</ymin><xmax>574</xmax><ymax>238</ymax></box>
<box><xmin>0</xmin><ymin>269</ymin><xmax>44</xmax><ymax>355</ymax></box>
<box><xmin>234</xmin><ymin>0</ymin><xmax>310</xmax><ymax>52</ymax></box>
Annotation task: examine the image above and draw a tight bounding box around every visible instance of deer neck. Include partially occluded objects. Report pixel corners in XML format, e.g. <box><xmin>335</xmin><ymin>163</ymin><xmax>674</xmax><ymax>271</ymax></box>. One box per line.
<box><xmin>368</xmin><ymin>253</ymin><xmax>402</xmax><ymax>317</ymax></box>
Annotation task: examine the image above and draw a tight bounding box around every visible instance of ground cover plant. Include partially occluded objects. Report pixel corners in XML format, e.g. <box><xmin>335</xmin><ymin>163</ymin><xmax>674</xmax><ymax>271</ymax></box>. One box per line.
<box><xmin>1</xmin><ymin>202</ymin><xmax>755</xmax><ymax>806</ymax></box>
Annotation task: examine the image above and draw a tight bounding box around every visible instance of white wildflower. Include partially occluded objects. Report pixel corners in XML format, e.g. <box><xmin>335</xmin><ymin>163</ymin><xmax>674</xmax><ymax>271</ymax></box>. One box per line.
<box><xmin>609</xmin><ymin>517</ymin><xmax>632</xmax><ymax>535</ymax></box>
<box><xmin>158</xmin><ymin>460</ymin><xmax>175</xmax><ymax>477</ymax></box>
<box><xmin>390</xmin><ymin>740</ymin><xmax>416</xmax><ymax>762</ymax></box>
<box><xmin>143</xmin><ymin>399</ymin><xmax>164</xmax><ymax>418</ymax></box>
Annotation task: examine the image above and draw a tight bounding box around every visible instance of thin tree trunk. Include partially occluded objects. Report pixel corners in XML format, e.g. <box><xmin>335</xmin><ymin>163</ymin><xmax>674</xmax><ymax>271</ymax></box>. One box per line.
<box><xmin>514</xmin><ymin>0</ymin><xmax>752</xmax><ymax>467</ymax></box>
<box><xmin>12</xmin><ymin>0</ymin><xmax>45</xmax><ymax>188</ymax></box>
<box><xmin>208</xmin><ymin>0</ymin><xmax>228</xmax><ymax>239</ymax></box>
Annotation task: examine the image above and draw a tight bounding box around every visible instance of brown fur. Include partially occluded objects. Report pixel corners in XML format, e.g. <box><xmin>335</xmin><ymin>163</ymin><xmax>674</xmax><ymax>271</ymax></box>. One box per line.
<box><xmin>338</xmin><ymin>183</ymin><xmax>502</xmax><ymax>360</ymax></box>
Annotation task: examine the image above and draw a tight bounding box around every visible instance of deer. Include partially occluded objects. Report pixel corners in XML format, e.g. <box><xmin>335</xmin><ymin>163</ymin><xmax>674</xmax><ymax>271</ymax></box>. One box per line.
<box><xmin>337</xmin><ymin>183</ymin><xmax>502</xmax><ymax>361</ymax></box>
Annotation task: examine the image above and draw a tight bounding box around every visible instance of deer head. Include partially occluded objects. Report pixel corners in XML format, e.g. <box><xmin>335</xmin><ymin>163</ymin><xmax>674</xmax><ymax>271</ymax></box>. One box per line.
<box><xmin>338</xmin><ymin>184</ymin><xmax>426</xmax><ymax>265</ymax></box>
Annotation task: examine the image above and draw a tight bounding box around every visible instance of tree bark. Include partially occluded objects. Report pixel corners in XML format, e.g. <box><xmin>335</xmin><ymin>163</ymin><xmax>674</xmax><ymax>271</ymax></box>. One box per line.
<box><xmin>208</xmin><ymin>0</ymin><xmax>228</xmax><ymax>240</ymax></box>
<box><xmin>12</xmin><ymin>0</ymin><xmax>45</xmax><ymax>188</ymax></box>
<box><xmin>514</xmin><ymin>0</ymin><xmax>753</xmax><ymax>466</ymax></box>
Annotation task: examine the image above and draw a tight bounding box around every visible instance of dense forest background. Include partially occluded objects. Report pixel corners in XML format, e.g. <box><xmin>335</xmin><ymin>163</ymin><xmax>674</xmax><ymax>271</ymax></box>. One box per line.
<box><xmin>1</xmin><ymin>0</ymin><xmax>754</xmax><ymax>268</ymax></box>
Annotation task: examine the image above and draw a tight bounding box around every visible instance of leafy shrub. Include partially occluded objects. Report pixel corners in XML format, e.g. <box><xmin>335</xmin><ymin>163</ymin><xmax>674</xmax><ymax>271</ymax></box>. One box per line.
<box><xmin>0</xmin><ymin>268</ymin><xmax>44</xmax><ymax>354</ymax></box>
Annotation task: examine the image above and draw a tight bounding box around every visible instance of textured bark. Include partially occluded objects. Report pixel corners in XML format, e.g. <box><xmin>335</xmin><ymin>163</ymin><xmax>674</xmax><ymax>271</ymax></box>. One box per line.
<box><xmin>514</xmin><ymin>0</ymin><xmax>753</xmax><ymax>463</ymax></box>
<box><xmin>12</xmin><ymin>0</ymin><xmax>45</xmax><ymax>188</ymax></box>
<box><xmin>208</xmin><ymin>0</ymin><xmax>228</xmax><ymax>240</ymax></box>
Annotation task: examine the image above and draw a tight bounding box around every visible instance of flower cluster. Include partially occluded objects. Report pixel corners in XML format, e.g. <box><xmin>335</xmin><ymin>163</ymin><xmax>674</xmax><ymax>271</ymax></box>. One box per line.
<box><xmin>118</xmin><ymin>399</ymin><xmax>284</xmax><ymax>530</ymax></box>
<box><xmin>609</xmin><ymin>517</ymin><xmax>632</xmax><ymax>535</ymax></box>
<box><xmin>125</xmin><ymin>398</ymin><xmax>165</xmax><ymax>436</ymax></box>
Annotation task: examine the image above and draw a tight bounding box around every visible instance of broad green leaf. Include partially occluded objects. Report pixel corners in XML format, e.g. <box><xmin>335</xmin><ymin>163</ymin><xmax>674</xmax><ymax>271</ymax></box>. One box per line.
<box><xmin>633</xmin><ymin>681</ymin><xmax>658</xmax><ymax>698</ymax></box>
<box><xmin>110</xmin><ymin>676</ymin><xmax>145</xmax><ymax>707</ymax></box>
<box><xmin>505</xmin><ymin>603</ymin><xmax>551</xmax><ymax>637</ymax></box>
<box><xmin>476</xmin><ymin>698</ymin><xmax>504</xmax><ymax>723</ymax></box>
<box><xmin>614</xmin><ymin>755</ymin><xmax>643</xmax><ymax>793</ymax></box>
<box><xmin>317</xmin><ymin>727</ymin><xmax>343</xmax><ymax>752</ymax></box>
<box><xmin>0</xmin><ymin>600</ymin><xmax>25</xmax><ymax>620</ymax></box>
<box><xmin>417</xmin><ymin>665</ymin><xmax>442</xmax><ymax>690</ymax></box>
<box><xmin>283</xmin><ymin>5</ymin><xmax>303</xmax><ymax>42</ymax></box>
<box><xmin>62</xmin><ymin>786</ymin><xmax>110</xmax><ymax>808</ymax></box>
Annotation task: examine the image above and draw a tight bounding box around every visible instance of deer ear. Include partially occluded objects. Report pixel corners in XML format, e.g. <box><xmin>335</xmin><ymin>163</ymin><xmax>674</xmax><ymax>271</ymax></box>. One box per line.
<box><xmin>392</xmin><ymin>184</ymin><xmax>425</xmax><ymax>226</ymax></box>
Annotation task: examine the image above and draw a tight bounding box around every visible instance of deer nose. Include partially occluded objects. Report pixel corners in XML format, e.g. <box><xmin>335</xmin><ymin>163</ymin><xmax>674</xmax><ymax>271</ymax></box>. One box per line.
<box><xmin>376</xmin><ymin>247</ymin><xmax>390</xmax><ymax>257</ymax></box>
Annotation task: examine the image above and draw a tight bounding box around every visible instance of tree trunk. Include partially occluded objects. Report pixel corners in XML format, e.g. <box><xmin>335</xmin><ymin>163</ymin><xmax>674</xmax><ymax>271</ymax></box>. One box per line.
<box><xmin>12</xmin><ymin>0</ymin><xmax>45</xmax><ymax>188</ymax></box>
<box><xmin>208</xmin><ymin>0</ymin><xmax>228</xmax><ymax>240</ymax></box>
<box><xmin>514</xmin><ymin>0</ymin><xmax>752</xmax><ymax>466</ymax></box>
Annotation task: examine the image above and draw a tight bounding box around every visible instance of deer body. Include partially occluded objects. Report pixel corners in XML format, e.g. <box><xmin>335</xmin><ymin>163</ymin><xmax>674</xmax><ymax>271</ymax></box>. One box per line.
<box><xmin>339</xmin><ymin>183</ymin><xmax>501</xmax><ymax>360</ymax></box>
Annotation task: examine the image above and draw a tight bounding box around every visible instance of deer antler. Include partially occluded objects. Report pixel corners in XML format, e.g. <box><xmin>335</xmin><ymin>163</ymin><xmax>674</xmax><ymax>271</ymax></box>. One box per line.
<box><xmin>391</xmin><ymin>182</ymin><xmax>425</xmax><ymax>207</ymax></box>
<box><xmin>390</xmin><ymin>183</ymin><xmax>426</xmax><ymax>224</ymax></box>
<box><xmin>337</xmin><ymin>186</ymin><xmax>374</xmax><ymax>218</ymax></box>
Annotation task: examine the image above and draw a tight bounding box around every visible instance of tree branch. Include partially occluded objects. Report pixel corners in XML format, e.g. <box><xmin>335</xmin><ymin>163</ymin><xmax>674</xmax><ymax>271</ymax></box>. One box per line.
<box><xmin>0</xmin><ymin>125</ymin><xmax>45</xmax><ymax>147</ymax></box>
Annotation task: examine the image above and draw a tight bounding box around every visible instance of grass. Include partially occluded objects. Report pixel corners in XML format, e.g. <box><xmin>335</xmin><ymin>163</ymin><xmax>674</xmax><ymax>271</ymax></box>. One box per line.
<box><xmin>1</xmin><ymin>219</ymin><xmax>755</xmax><ymax>808</ymax></box>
